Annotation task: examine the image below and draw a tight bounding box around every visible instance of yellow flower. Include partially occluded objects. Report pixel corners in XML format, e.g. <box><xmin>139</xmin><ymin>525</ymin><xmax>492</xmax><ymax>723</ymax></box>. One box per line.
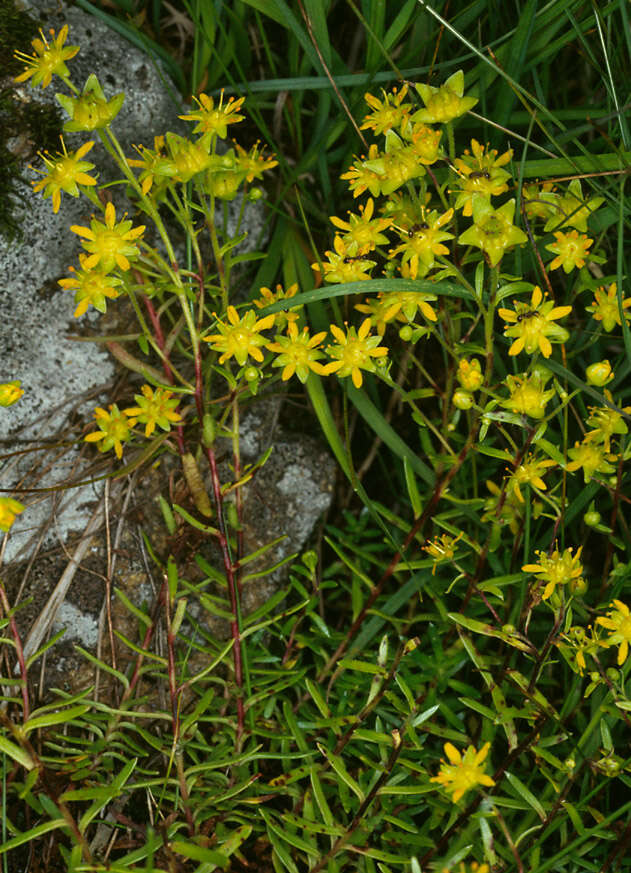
<box><xmin>0</xmin><ymin>497</ymin><xmax>26</xmax><ymax>532</ymax></box>
<box><xmin>521</xmin><ymin>181</ymin><xmax>557</xmax><ymax>223</ymax></box>
<box><xmin>423</xmin><ymin>533</ymin><xmax>463</xmax><ymax>575</ymax></box>
<box><xmin>203</xmin><ymin>306</ymin><xmax>275</xmax><ymax>366</ymax></box>
<box><xmin>414</xmin><ymin>70</ymin><xmax>478</xmax><ymax>124</ymax></box>
<box><xmin>566</xmin><ymin>439</ymin><xmax>617</xmax><ymax>482</ymax></box>
<box><xmin>361</xmin><ymin>134</ymin><xmax>426</xmax><ymax>196</ymax></box>
<box><xmin>313</xmin><ymin>236</ymin><xmax>377</xmax><ymax>284</ymax></box>
<box><xmin>544</xmin><ymin>179</ymin><xmax>604</xmax><ymax>233</ymax></box>
<box><xmin>442</xmin><ymin>863</ymin><xmax>489</xmax><ymax>873</ymax></box>
<box><xmin>0</xmin><ymin>381</ymin><xmax>24</xmax><ymax>407</ymax></box>
<box><xmin>14</xmin><ymin>25</ymin><xmax>79</xmax><ymax>89</ymax></box>
<box><xmin>360</xmin><ymin>85</ymin><xmax>412</xmax><ymax>135</ymax></box>
<box><xmin>179</xmin><ymin>90</ymin><xmax>245</xmax><ymax>142</ymax></box>
<box><xmin>234</xmin><ymin>141</ymin><xmax>278</xmax><ymax>182</ymax></box>
<box><xmin>203</xmin><ymin>150</ymin><xmax>245</xmax><ymax>200</ymax></box>
<box><xmin>354</xmin><ymin>295</ymin><xmax>401</xmax><ymax>335</ymax></box>
<box><xmin>373</xmin><ymin>290</ymin><xmax>438</xmax><ymax>325</ymax></box>
<box><xmin>254</xmin><ymin>283</ymin><xmax>302</xmax><ymax>331</ymax></box>
<box><xmin>32</xmin><ymin>138</ymin><xmax>97</xmax><ymax>213</ymax></box>
<box><xmin>323</xmin><ymin>319</ymin><xmax>389</xmax><ymax>388</ymax></box>
<box><xmin>498</xmin><ymin>285</ymin><xmax>571</xmax><ymax>358</ymax></box>
<box><xmin>329</xmin><ymin>198</ymin><xmax>391</xmax><ymax>256</ymax></box>
<box><xmin>458</xmin><ymin>196</ymin><xmax>527</xmax><ymax>267</ymax></box>
<box><xmin>58</xmin><ymin>254</ymin><xmax>124</xmax><ymax>318</ymax></box>
<box><xmin>430</xmin><ymin>741</ymin><xmax>494</xmax><ymax>803</ymax></box>
<box><xmin>522</xmin><ymin>545</ymin><xmax>584</xmax><ymax>600</ymax></box>
<box><xmin>585</xmin><ymin>360</ymin><xmax>614</xmax><ymax>387</ymax></box>
<box><xmin>70</xmin><ymin>202</ymin><xmax>145</xmax><ymax>272</ymax></box>
<box><xmin>166</xmin><ymin>132</ymin><xmax>214</xmax><ymax>182</ymax></box>
<box><xmin>128</xmin><ymin>136</ymin><xmax>177</xmax><ymax>195</ymax></box>
<box><xmin>584</xmin><ymin>391</ymin><xmax>630</xmax><ymax>452</ymax></box>
<box><xmin>507</xmin><ymin>453</ymin><xmax>556</xmax><ymax>502</ymax></box>
<box><xmin>597</xmin><ymin>600</ymin><xmax>631</xmax><ymax>665</ymax></box>
<box><xmin>407</xmin><ymin>123</ymin><xmax>443</xmax><ymax>165</ymax></box>
<box><xmin>391</xmin><ymin>208</ymin><xmax>454</xmax><ymax>278</ymax></box>
<box><xmin>267</xmin><ymin>323</ymin><xmax>329</xmax><ymax>383</ymax></box>
<box><xmin>457</xmin><ymin>358</ymin><xmax>483</xmax><ymax>392</ymax></box>
<box><xmin>84</xmin><ymin>404</ymin><xmax>135</xmax><ymax>460</ymax></box>
<box><xmin>452</xmin><ymin>139</ymin><xmax>513</xmax><ymax>216</ymax></box>
<box><xmin>546</xmin><ymin>230</ymin><xmax>592</xmax><ymax>273</ymax></box>
<box><xmin>123</xmin><ymin>385</ymin><xmax>182</xmax><ymax>437</ymax></box>
<box><xmin>340</xmin><ymin>144</ymin><xmax>385</xmax><ymax>198</ymax></box>
<box><xmin>559</xmin><ymin>625</ymin><xmax>602</xmax><ymax>675</ymax></box>
<box><xmin>502</xmin><ymin>371</ymin><xmax>555</xmax><ymax>419</ymax></box>
<box><xmin>57</xmin><ymin>74</ymin><xmax>125</xmax><ymax>132</ymax></box>
<box><xmin>586</xmin><ymin>282</ymin><xmax>631</xmax><ymax>333</ymax></box>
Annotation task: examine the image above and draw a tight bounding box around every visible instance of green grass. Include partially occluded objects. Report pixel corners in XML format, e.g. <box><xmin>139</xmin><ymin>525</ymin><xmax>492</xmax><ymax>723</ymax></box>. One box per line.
<box><xmin>3</xmin><ymin>1</ymin><xmax>631</xmax><ymax>871</ymax></box>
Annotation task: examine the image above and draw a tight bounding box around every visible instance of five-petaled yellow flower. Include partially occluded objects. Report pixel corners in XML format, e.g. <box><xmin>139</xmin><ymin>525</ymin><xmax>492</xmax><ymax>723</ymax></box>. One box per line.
<box><xmin>508</xmin><ymin>453</ymin><xmax>557</xmax><ymax>503</ymax></box>
<box><xmin>430</xmin><ymin>741</ymin><xmax>495</xmax><ymax>803</ymax></box>
<box><xmin>330</xmin><ymin>198</ymin><xmax>391</xmax><ymax>256</ymax></box>
<box><xmin>204</xmin><ymin>306</ymin><xmax>275</xmax><ymax>366</ymax></box>
<box><xmin>566</xmin><ymin>439</ymin><xmax>618</xmax><ymax>482</ymax></box>
<box><xmin>85</xmin><ymin>404</ymin><xmax>135</xmax><ymax>459</ymax></box>
<box><xmin>546</xmin><ymin>230</ymin><xmax>592</xmax><ymax>273</ymax></box>
<box><xmin>267</xmin><ymin>323</ymin><xmax>329</xmax><ymax>383</ymax></box>
<box><xmin>597</xmin><ymin>600</ymin><xmax>631</xmax><ymax>665</ymax></box>
<box><xmin>391</xmin><ymin>208</ymin><xmax>454</xmax><ymax>278</ymax></box>
<box><xmin>323</xmin><ymin>319</ymin><xmax>389</xmax><ymax>388</ymax></box>
<box><xmin>32</xmin><ymin>139</ymin><xmax>97</xmax><ymax>213</ymax></box>
<box><xmin>586</xmin><ymin>282</ymin><xmax>631</xmax><ymax>333</ymax></box>
<box><xmin>413</xmin><ymin>70</ymin><xmax>478</xmax><ymax>124</ymax></box>
<box><xmin>58</xmin><ymin>253</ymin><xmax>123</xmax><ymax>318</ymax></box>
<box><xmin>360</xmin><ymin>85</ymin><xmax>411</xmax><ymax>135</ymax></box>
<box><xmin>452</xmin><ymin>139</ymin><xmax>512</xmax><ymax>216</ymax></box>
<box><xmin>124</xmin><ymin>385</ymin><xmax>182</xmax><ymax>437</ymax></box>
<box><xmin>458</xmin><ymin>197</ymin><xmax>527</xmax><ymax>267</ymax></box>
<box><xmin>522</xmin><ymin>545</ymin><xmax>585</xmax><ymax>600</ymax></box>
<box><xmin>70</xmin><ymin>201</ymin><xmax>145</xmax><ymax>272</ymax></box>
<box><xmin>14</xmin><ymin>25</ymin><xmax>79</xmax><ymax>89</ymax></box>
<box><xmin>179</xmin><ymin>90</ymin><xmax>245</xmax><ymax>142</ymax></box>
<box><xmin>502</xmin><ymin>371</ymin><xmax>555</xmax><ymax>419</ymax></box>
<box><xmin>498</xmin><ymin>285</ymin><xmax>571</xmax><ymax>358</ymax></box>
<box><xmin>313</xmin><ymin>236</ymin><xmax>376</xmax><ymax>284</ymax></box>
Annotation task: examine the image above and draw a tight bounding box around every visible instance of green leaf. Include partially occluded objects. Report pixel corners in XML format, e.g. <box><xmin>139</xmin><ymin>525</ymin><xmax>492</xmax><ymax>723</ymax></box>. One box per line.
<box><xmin>0</xmin><ymin>734</ymin><xmax>35</xmax><ymax>770</ymax></box>
<box><xmin>23</xmin><ymin>704</ymin><xmax>90</xmax><ymax>734</ymax></box>
<box><xmin>0</xmin><ymin>818</ymin><xmax>67</xmax><ymax>854</ymax></box>
<box><xmin>505</xmin><ymin>771</ymin><xmax>547</xmax><ymax>821</ymax></box>
<box><xmin>403</xmin><ymin>456</ymin><xmax>423</xmax><ymax>518</ymax></box>
<box><xmin>305</xmin><ymin>678</ymin><xmax>331</xmax><ymax>718</ymax></box>
<box><xmin>317</xmin><ymin>743</ymin><xmax>364</xmax><ymax>801</ymax></box>
<box><xmin>171</xmin><ymin>841</ymin><xmax>229</xmax><ymax>867</ymax></box>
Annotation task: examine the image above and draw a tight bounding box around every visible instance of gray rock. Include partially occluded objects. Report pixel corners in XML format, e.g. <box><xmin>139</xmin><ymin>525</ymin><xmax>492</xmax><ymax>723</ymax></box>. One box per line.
<box><xmin>1</xmin><ymin>0</ymin><xmax>335</xmax><ymax>687</ymax></box>
<box><xmin>1</xmin><ymin>0</ymin><xmax>268</xmax><ymax>562</ymax></box>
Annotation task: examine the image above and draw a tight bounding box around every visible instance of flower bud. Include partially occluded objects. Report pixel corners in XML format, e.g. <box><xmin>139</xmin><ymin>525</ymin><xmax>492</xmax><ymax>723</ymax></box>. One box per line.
<box><xmin>584</xmin><ymin>510</ymin><xmax>601</xmax><ymax>527</ymax></box>
<box><xmin>244</xmin><ymin>366</ymin><xmax>259</xmax><ymax>383</ymax></box>
<box><xmin>586</xmin><ymin>359</ymin><xmax>613</xmax><ymax>387</ymax></box>
<box><xmin>453</xmin><ymin>389</ymin><xmax>474</xmax><ymax>410</ymax></box>
<box><xmin>399</xmin><ymin>325</ymin><xmax>414</xmax><ymax>342</ymax></box>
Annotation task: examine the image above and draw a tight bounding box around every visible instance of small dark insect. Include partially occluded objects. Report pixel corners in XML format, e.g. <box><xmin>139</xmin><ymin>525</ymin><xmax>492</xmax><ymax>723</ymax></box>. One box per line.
<box><xmin>517</xmin><ymin>310</ymin><xmax>538</xmax><ymax>322</ymax></box>
<box><xmin>407</xmin><ymin>222</ymin><xmax>429</xmax><ymax>237</ymax></box>
<box><xmin>469</xmin><ymin>170</ymin><xmax>491</xmax><ymax>180</ymax></box>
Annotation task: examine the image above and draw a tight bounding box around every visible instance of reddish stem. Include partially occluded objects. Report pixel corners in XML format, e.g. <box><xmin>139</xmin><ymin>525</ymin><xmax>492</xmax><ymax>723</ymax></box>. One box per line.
<box><xmin>0</xmin><ymin>578</ymin><xmax>30</xmax><ymax>719</ymax></box>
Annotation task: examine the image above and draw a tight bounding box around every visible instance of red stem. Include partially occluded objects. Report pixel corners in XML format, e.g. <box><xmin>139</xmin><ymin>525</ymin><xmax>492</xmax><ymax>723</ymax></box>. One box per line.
<box><xmin>0</xmin><ymin>578</ymin><xmax>30</xmax><ymax>719</ymax></box>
